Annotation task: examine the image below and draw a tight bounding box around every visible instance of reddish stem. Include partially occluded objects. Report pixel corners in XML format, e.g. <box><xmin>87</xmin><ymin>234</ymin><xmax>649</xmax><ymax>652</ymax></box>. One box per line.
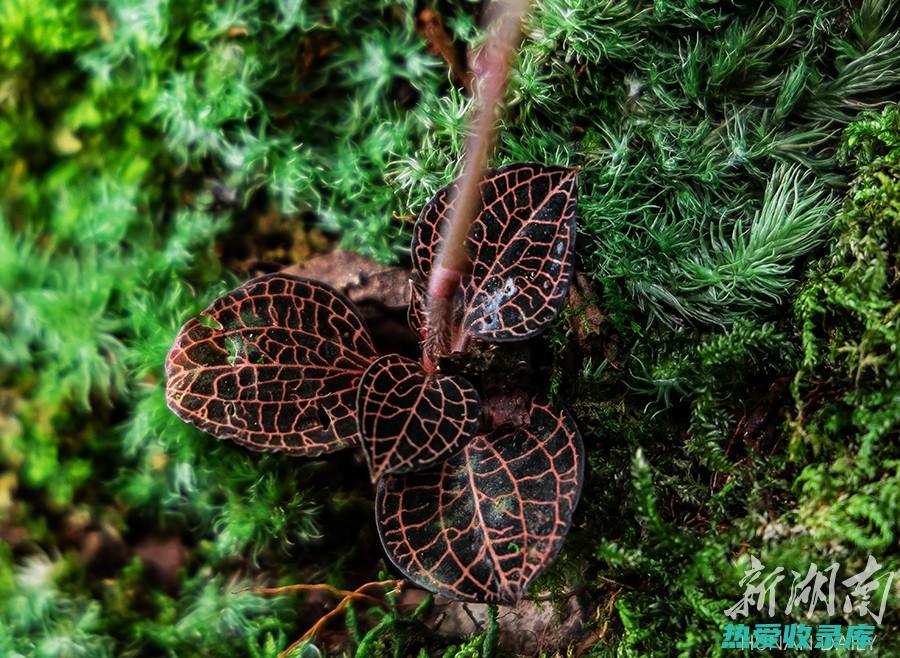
<box><xmin>269</xmin><ymin>579</ymin><xmax>404</xmax><ymax>657</ymax></box>
<box><xmin>423</xmin><ymin>0</ymin><xmax>529</xmax><ymax>371</ymax></box>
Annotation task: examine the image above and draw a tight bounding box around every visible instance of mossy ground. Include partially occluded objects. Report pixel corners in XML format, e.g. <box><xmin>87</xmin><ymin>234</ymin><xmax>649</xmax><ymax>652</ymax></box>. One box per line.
<box><xmin>0</xmin><ymin>1</ymin><xmax>898</xmax><ymax>656</ymax></box>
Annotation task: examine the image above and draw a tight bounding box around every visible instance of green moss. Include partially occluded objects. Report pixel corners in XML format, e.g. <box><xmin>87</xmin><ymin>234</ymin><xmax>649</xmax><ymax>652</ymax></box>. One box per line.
<box><xmin>1</xmin><ymin>0</ymin><xmax>899</xmax><ymax>656</ymax></box>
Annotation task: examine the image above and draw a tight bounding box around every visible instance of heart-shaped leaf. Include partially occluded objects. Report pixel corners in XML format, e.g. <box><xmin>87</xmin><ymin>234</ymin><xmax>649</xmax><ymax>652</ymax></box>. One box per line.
<box><xmin>165</xmin><ymin>273</ymin><xmax>377</xmax><ymax>456</ymax></box>
<box><xmin>357</xmin><ymin>354</ymin><xmax>480</xmax><ymax>482</ymax></box>
<box><xmin>376</xmin><ymin>399</ymin><xmax>583</xmax><ymax>604</ymax></box>
<box><xmin>412</xmin><ymin>162</ymin><xmax>578</xmax><ymax>343</ymax></box>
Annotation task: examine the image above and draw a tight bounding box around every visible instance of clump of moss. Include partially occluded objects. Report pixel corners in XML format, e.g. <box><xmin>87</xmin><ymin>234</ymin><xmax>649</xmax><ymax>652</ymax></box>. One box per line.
<box><xmin>793</xmin><ymin>104</ymin><xmax>899</xmax><ymax>465</ymax></box>
<box><xmin>541</xmin><ymin>104</ymin><xmax>900</xmax><ymax>657</ymax></box>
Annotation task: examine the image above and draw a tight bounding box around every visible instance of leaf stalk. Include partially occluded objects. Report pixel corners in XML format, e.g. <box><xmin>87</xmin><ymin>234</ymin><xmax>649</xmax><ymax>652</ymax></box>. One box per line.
<box><xmin>423</xmin><ymin>0</ymin><xmax>530</xmax><ymax>369</ymax></box>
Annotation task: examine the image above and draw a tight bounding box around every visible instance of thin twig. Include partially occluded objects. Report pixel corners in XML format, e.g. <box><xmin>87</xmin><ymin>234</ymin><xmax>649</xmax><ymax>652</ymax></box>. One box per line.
<box><xmin>418</xmin><ymin>8</ymin><xmax>472</xmax><ymax>91</ymax></box>
<box><xmin>235</xmin><ymin>582</ymin><xmax>382</xmax><ymax>605</ymax></box>
<box><xmin>275</xmin><ymin>579</ymin><xmax>404</xmax><ymax>657</ymax></box>
<box><xmin>596</xmin><ymin>588</ymin><xmax>621</xmax><ymax>642</ymax></box>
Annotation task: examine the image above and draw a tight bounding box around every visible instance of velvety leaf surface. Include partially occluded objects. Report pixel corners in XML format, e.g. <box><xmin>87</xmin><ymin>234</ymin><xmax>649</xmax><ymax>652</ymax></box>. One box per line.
<box><xmin>165</xmin><ymin>273</ymin><xmax>377</xmax><ymax>456</ymax></box>
<box><xmin>376</xmin><ymin>399</ymin><xmax>584</xmax><ymax>604</ymax></box>
<box><xmin>412</xmin><ymin>162</ymin><xmax>578</xmax><ymax>342</ymax></box>
<box><xmin>357</xmin><ymin>355</ymin><xmax>480</xmax><ymax>482</ymax></box>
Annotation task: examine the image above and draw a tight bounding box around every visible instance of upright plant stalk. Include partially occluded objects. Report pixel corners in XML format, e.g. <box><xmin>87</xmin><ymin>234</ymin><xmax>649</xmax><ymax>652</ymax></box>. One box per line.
<box><xmin>423</xmin><ymin>0</ymin><xmax>530</xmax><ymax>370</ymax></box>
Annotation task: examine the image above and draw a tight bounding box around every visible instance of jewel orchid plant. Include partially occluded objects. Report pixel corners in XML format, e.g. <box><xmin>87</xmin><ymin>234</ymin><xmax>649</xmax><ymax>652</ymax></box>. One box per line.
<box><xmin>164</xmin><ymin>0</ymin><xmax>584</xmax><ymax>605</ymax></box>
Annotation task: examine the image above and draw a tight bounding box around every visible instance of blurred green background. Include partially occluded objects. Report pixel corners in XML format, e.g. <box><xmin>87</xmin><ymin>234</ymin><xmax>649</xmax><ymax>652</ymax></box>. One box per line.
<box><xmin>0</xmin><ymin>0</ymin><xmax>897</xmax><ymax>656</ymax></box>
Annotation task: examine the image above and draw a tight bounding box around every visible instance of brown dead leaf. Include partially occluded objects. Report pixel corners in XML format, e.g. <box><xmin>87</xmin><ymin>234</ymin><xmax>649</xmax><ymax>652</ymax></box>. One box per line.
<box><xmin>283</xmin><ymin>250</ymin><xmax>411</xmax><ymax>310</ymax></box>
<box><xmin>566</xmin><ymin>272</ymin><xmax>605</xmax><ymax>346</ymax></box>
